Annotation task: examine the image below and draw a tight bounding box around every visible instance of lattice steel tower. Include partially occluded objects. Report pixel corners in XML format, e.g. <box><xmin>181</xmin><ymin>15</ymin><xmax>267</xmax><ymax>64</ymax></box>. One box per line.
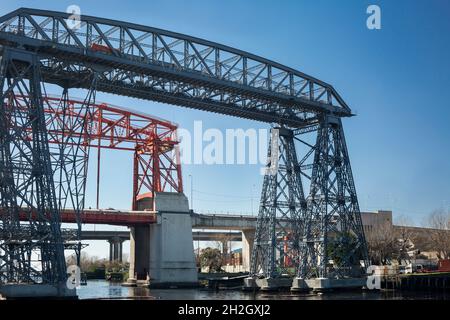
<box><xmin>297</xmin><ymin>115</ymin><xmax>369</xmax><ymax>280</ymax></box>
<box><xmin>251</xmin><ymin>116</ymin><xmax>369</xmax><ymax>284</ymax></box>
<box><xmin>250</xmin><ymin>127</ymin><xmax>306</xmax><ymax>278</ymax></box>
<box><xmin>0</xmin><ymin>47</ymin><xmax>67</xmax><ymax>289</ymax></box>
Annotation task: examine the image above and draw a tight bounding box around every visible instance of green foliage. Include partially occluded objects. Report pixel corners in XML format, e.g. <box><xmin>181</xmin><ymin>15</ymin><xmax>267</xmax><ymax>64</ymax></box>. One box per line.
<box><xmin>327</xmin><ymin>232</ymin><xmax>361</xmax><ymax>267</ymax></box>
<box><xmin>199</xmin><ymin>247</ymin><xmax>223</xmax><ymax>273</ymax></box>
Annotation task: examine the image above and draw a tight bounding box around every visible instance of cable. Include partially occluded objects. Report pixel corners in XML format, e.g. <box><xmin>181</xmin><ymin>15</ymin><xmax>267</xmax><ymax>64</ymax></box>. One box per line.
<box><xmin>193</xmin><ymin>197</ymin><xmax>253</xmax><ymax>203</ymax></box>
<box><xmin>193</xmin><ymin>188</ymin><xmax>254</xmax><ymax>199</ymax></box>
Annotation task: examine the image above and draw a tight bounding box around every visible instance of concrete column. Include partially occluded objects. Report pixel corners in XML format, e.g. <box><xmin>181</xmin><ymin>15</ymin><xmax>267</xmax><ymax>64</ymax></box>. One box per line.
<box><xmin>126</xmin><ymin>192</ymin><xmax>198</xmax><ymax>288</ymax></box>
<box><xmin>242</xmin><ymin>229</ymin><xmax>255</xmax><ymax>272</ymax></box>
<box><xmin>222</xmin><ymin>241</ymin><xmax>228</xmax><ymax>254</ymax></box>
<box><xmin>113</xmin><ymin>241</ymin><xmax>119</xmax><ymax>261</ymax></box>
<box><xmin>109</xmin><ymin>237</ymin><xmax>125</xmax><ymax>263</ymax></box>
<box><xmin>119</xmin><ymin>241</ymin><xmax>123</xmax><ymax>263</ymax></box>
<box><xmin>127</xmin><ymin>225</ymin><xmax>150</xmax><ymax>281</ymax></box>
<box><xmin>108</xmin><ymin>240</ymin><xmax>113</xmax><ymax>262</ymax></box>
<box><xmin>128</xmin><ymin>227</ymin><xmax>135</xmax><ymax>279</ymax></box>
<box><xmin>222</xmin><ymin>240</ymin><xmax>228</xmax><ymax>263</ymax></box>
<box><xmin>150</xmin><ymin>192</ymin><xmax>198</xmax><ymax>287</ymax></box>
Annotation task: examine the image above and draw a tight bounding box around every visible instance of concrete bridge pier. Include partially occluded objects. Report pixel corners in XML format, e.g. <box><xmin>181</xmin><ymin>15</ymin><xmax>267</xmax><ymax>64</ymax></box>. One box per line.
<box><xmin>108</xmin><ymin>237</ymin><xmax>124</xmax><ymax>262</ymax></box>
<box><xmin>221</xmin><ymin>240</ymin><xmax>229</xmax><ymax>261</ymax></box>
<box><xmin>241</xmin><ymin>229</ymin><xmax>255</xmax><ymax>272</ymax></box>
<box><xmin>125</xmin><ymin>192</ymin><xmax>198</xmax><ymax>288</ymax></box>
<box><xmin>128</xmin><ymin>225</ymin><xmax>150</xmax><ymax>282</ymax></box>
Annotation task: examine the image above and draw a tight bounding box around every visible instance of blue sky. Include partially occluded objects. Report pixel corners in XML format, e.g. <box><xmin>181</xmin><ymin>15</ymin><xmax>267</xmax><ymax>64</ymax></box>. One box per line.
<box><xmin>2</xmin><ymin>0</ymin><xmax>450</xmax><ymax>257</ymax></box>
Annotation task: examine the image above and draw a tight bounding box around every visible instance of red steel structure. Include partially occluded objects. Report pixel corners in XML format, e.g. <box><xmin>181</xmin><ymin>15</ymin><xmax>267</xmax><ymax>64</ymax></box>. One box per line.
<box><xmin>9</xmin><ymin>95</ymin><xmax>183</xmax><ymax>212</ymax></box>
<box><xmin>17</xmin><ymin>208</ymin><xmax>156</xmax><ymax>226</ymax></box>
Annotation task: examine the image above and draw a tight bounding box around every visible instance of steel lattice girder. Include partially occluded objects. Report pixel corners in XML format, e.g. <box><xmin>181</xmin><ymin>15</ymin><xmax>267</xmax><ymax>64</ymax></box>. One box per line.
<box><xmin>132</xmin><ymin>144</ymin><xmax>183</xmax><ymax>210</ymax></box>
<box><xmin>7</xmin><ymin>94</ymin><xmax>183</xmax><ymax>211</ymax></box>
<box><xmin>0</xmin><ymin>8</ymin><xmax>351</xmax><ymax>128</ymax></box>
<box><xmin>47</xmin><ymin>87</ymin><xmax>96</xmax><ymax>245</ymax></box>
<box><xmin>0</xmin><ymin>47</ymin><xmax>66</xmax><ymax>285</ymax></box>
<box><xmin>251</xmin><ymin>128</ymin><xmax>306</xmax><ymax>278</ymax></box>
<box><xmin>297</xmin><ymin>115</ymin><xmax>369</xmax><ymax>279</ymax></box>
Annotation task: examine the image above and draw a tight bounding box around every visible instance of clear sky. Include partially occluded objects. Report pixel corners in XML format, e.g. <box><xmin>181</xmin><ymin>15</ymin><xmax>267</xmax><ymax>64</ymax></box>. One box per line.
<box><xmin>2</xmin><ymin>0</ymin><xmax>450</xmax><ymax>258</ymax></box>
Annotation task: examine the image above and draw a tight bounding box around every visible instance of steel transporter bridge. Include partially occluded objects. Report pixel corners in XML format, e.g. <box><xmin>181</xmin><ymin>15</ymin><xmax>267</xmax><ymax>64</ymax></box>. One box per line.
<box><xmin>0</xmin><ymin>8</ymin><xmax>368</xmax><ymax>296</ymax></box>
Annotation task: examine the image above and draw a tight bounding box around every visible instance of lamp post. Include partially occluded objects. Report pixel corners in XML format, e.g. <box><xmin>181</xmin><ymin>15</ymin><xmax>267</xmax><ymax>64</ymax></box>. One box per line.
<box><xmin>189</xmin><ymin>174</ymin><xmax>193</xmax><ymax>210</ymax></box>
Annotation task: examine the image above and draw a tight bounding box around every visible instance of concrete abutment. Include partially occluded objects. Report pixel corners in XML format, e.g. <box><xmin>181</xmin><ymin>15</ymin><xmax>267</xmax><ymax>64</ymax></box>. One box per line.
<box><xmin>243</xmin><ymin>276</ymin><xmax>368</xmax><ymax>292</ymax></box>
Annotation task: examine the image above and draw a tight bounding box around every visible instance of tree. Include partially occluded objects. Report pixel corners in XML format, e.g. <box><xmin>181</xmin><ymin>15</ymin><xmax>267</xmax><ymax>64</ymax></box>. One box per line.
<box><xmin>199</xmin><ymin>247</ymin><xmax>223</xmax><ymax>273</ymax></box>
<box><xmin>427</xmin><ymin>209</ymin><xmax>450</xmax><ymax>260</ymax></box>
<box><xmin>214</xmin><ymin>233</ymin><xmax>232</xmax><ymax>264</ymax></box>
<box><xmin>327</xmin><ymin>232</ymin><xmax>361</xmax><ymax>267</ymax></box>
<box><xmin>66</xmin><ymin>252</ymin><xmax>108</xmax><ymax>272</ymax></box>
<box><xmin>366</xmin><ymin>222</ymin><xmax>397</xmax><ymax>265</ymax></box>
<box><xmin>392</xmin><ymin>215</ymin><xmax>417</xmax><ymax>264</ymax></box>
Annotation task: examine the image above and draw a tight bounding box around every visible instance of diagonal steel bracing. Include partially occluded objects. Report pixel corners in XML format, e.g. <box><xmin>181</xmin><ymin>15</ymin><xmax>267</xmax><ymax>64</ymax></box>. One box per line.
<box><xmin>251</xmin><ymin>128</ymin><xmax>306</xmax><ymax>278</ymax></box>
<box><xmin>0</xmin><ymin>47</ymin><xmax>66</xmax><ymax>285</ymax></box>
<box><xmin>297</xmin><ymin>116</ymin><xmax>369</xmax><ymax>279</ymax></box>
<box><xmin>46</xmin><ymin>82</ymin><xmax>97</xmax><ymax>266</ymax></box>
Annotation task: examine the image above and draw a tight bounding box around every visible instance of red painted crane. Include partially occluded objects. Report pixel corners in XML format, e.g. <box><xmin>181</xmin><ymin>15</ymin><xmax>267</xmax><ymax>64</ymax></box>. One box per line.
<box><xmin>9</xmin><ymin>95</ymin><xmax>183</xmax><ymax>212</ymax></box>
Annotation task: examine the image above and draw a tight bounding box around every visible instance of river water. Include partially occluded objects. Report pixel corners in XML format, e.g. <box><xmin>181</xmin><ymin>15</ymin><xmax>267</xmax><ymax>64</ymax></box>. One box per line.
<box><xmin>76</xmin><ymin>280</ymin><xmax>449</xmax><ymax>300</ymax></box>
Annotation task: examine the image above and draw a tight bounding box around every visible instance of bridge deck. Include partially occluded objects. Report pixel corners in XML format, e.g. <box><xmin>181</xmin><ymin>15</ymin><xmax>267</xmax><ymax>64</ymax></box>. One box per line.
<box><xmin>15</xmin><ymin>208</ymin><xmax>157</xmax><ymax>225</ymax></box>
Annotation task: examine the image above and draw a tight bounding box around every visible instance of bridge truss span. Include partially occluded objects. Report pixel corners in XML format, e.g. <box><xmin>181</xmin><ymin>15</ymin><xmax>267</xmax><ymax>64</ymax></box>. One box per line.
<box><xmin>0</xmin><ymin>8</ymin><xmax>351</xmax><ymax>128</ymax></box>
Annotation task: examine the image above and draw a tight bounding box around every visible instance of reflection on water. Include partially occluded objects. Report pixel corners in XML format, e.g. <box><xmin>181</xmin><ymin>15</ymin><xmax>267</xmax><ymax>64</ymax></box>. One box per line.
<box><xmin>76</xmin><ymin>280</ymin><xmax>449</xmax><ymax>300</ymax></box>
